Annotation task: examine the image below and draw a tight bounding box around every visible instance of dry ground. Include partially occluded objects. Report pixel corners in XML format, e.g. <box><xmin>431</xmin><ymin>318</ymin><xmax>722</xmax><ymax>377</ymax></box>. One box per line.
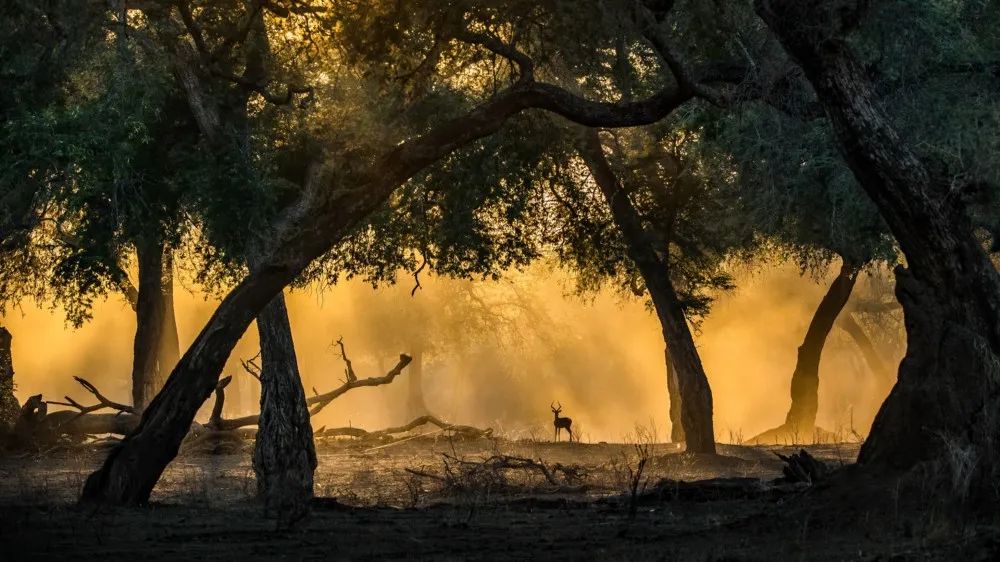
<box><xmin>0</xmin><ymin>436</ymin><xmax>997</xmax><ymax>560</ymax></box>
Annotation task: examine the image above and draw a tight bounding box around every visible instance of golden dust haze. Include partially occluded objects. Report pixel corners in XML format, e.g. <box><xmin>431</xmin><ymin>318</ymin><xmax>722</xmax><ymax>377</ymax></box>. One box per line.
<box><xmin>0</xmin><ymin>262</ymin><xmax>896</xmax><ymax>443</ymax></box>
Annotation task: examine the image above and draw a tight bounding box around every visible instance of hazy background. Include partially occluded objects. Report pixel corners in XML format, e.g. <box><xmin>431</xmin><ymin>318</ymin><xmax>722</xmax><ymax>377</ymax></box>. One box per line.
<box><xmin>0</xmin><ymin>261</ymin><xmax>898</xmax><ymax>443</ymax></box>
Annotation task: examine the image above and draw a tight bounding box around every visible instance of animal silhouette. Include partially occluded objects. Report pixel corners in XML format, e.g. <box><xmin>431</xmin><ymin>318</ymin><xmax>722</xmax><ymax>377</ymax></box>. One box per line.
<box><xmin>551</xmin><ymin>401</ymin><xmax>573</xmax><ymax>443</ymax></box>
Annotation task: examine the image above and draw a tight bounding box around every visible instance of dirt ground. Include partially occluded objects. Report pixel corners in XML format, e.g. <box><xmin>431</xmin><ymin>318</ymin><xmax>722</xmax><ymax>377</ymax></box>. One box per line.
<box><xmin>0</xmin><ymin>436</ymin><xmax>997</xmax><ymax>560</ymax></box>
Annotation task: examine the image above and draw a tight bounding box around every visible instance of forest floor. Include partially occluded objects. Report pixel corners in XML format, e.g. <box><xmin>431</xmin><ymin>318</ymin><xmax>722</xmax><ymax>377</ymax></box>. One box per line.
<box><xmin>0</xmin><ymin>436</ymin><xmax>997</xmax><ymax>560</ymax></box>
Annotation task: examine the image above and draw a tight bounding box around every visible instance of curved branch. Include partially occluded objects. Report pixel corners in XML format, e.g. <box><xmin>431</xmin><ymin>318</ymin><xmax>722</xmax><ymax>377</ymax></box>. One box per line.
<box><xmin>308</xmin><ymin>353</ymin><xmax>413</xmax><ymax>416</ymax></box>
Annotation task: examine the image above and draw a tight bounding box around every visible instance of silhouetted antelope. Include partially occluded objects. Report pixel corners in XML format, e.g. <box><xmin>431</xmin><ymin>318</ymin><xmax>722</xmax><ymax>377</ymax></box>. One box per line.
<box><xmin>551</xmin><ymin>402</ymin><xmax>573</xmax><ymax>443</ymax></box>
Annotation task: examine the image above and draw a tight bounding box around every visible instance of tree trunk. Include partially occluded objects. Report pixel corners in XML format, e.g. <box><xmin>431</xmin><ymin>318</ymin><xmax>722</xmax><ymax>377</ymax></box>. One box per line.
<box><xmin>577</xmin><ymin>129</ymin><xmax>716</xmax><ymax>454</ymax></box>
<box><xmin>252</xmin><ymin>291</ymin><xmax>316</xmax><ymax>525</ymax></box>
<box><xmin>131</xmin><ymin>239</ymin><xmax>168</xmax><ymax>412</ymax></box>
<box><xmin>406</xmin><ymin>347</ymin><xmax>428</xmax><ymax>417</ymax></box>
<box><xmin>757</xmin><ymin>0</ymin><xmax>1000</xmax><ymax>471</ymax></box>
<box><xmin>782</xmin><ymin>259</ymin><xmax>859</xmax><ymax>433</ymax></box>
<box><xmin>80</xmin><ymin>262</ymin><xmax>301</xmax><ymax>505</ymax></box>
<box><xmin>666</xmin><ymin>350</ymin><xmax>685</xmax><ymax>443</ymax></box>
<box><xmin>156</xmin><ymin>250</ymin><xmax>180</xmax><ymax>386</ymax></box>
<box><xmin>0</xmin><ymin>327</ymin><xmax>20</xmax><ymax>431</ymax></box>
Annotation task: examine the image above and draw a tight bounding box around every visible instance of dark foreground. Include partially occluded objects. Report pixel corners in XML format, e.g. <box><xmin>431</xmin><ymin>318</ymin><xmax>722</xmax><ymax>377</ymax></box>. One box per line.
<box><xmin>0</xmin><ymin>437</ymin><xmax>997</xmax><ymax>560</ymax></box>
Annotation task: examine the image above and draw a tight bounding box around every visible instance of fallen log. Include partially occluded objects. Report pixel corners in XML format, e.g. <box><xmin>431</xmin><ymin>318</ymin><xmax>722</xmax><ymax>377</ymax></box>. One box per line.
<box><xmin>775</xmin><ymin>449</ymin><xmax>830</xmax><ymax>484</ymax></box>
<box><xmin>314</xmin><ymin>415</ymin><xmax>493</xmax><ymax>440</ymax></box>
<box><xmin>5</xmin><ymin>340</ymin><xmax>421</xmax><ymax>451</ymax></box>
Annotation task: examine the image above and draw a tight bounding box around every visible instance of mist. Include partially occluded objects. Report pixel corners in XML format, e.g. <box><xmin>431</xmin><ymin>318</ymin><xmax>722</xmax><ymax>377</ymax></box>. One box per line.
<box><xmin>0</xmin><ymin>261</ymin><xmax>897</xmax><ymax>443</ymax></box>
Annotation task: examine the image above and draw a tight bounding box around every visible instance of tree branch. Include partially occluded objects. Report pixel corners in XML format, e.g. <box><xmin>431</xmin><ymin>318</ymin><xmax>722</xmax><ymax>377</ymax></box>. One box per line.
<box><xmin>308</xmin><ymin>353</ymin><xmax>413</xmax><ymax>416</ymax></box>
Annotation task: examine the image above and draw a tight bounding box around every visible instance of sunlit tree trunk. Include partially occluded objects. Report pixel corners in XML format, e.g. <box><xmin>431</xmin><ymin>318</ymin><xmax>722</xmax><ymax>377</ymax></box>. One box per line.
<box><xmin>781</xmin><ymin>259</ymin><xmax>859</xmax><ymax>435</ymax></box>
<box><xmin>758</xmin><ymin>0</ymin><xmax>1000</xmax><ymax>471</ymax></box>
<box><xmin>131</xmin><ymin>238</ymin><xmax>169</xmax><ymax>412</ymax></box>
<box><xmin>666</xmin><ymin>351</ymin><xmax>685</xmax><ymax>443</ymax></box>
<box><xmin>129</xmin><ymin>242</ymin><xmax>180</xmax><ymax>413</ymax></box>
<box><xmin>156</xmin><ymin>250</ymin><xmax>180</xmax><ymax>386</ymax></box>
<box><xmin>577</xmin><ymin>129</ymin><xmax>716</xmax><ymax>455</ymax></box>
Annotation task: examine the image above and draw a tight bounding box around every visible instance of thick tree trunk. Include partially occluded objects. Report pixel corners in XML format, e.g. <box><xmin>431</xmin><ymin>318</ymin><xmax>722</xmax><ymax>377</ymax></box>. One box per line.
<box><xmin>757</xmin><ymin>0</ymin><xmax>1000</xmax><ymax>471</ymax></box>
<box><xmin>0</xmin><ymin>327</ymin><xmax>20</xmax><ymax>430</ymax></box>
<box><xmin>577</xmin><ymin>129</ymin><xmax>716</xmax><ymax>454</ymax></box>
<box><xmin>252</xmin><ymin>291</ymin><xmax>316</xmax><ymax>525</ymax></box>
<box><xmin>666</xmin><ymin>350</ymin><xmax>684</xmax><ymax>443</ymax></box>
<box><xmin>131</xmin><ymin>239</ymin><xmax>168</xmax><ymax>412</ymax></box>
<box><xmin>406</xmin><ymin>348</ymin><xmax>428</xmax><ymax>417</ymax></box>
<box><xmin>80</xmin><ymin>263</ymin><xmax>300</xmax><ymax>505</ymax></box>
<box><xmin>782</xmin><ymin>259</ymin><xmax>859</xmax><ymax>433</ymax></box>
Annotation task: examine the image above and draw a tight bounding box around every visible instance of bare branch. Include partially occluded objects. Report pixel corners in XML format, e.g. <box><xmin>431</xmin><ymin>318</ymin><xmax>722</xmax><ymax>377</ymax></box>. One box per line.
<box><xmin>48</xmin><ymin>377</ymin><xmax>134</xmax><ymax>416</ymax></box>
<box><xmin>308</xmin><ymin>353</ymin><xmax>413</xmax><ymax>416</ymax></box>
<box><xmin>332</xmin><ymin>336</ymin><xmax>357</xmax><ymax>383</ymax></box>
<box><xmin>205</xmin><ymin>347</ymin><xmax>412</xmax><ymax>430</ymax></box>
<box><xmin>240</xmin><ymin>352</ymin><xmax>263</xmax><ymax>382</ymax></box>
<box><xmin>207</xmin><ymin>375</ymin><xmax>233</xmax><ymax>429</ymax></box>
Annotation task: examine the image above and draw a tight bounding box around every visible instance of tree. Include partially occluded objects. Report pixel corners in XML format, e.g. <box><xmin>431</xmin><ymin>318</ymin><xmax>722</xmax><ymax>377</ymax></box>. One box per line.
<box><xmin>79</xmin><ymin>0</ymin><xmax>728</xmax><ymax>506</ymax></box>
<box><xmin>565</xmin><ymin>125</ymin><xmax>743</xmax><ymax>453</ymax></box>
<box><xmin>700</xmin><ymin>87</ymin><xmax>897</xmax><ymax>443</ymax></box>
<box><xmin>1</xmin><ymin>3</ymin><xmax>190</xmax><ymax>411</ymax></box>
<box><xmin>756</xmin><ymin>0</ymin><xmax>1000</xmax><ymax>476</ymax></box>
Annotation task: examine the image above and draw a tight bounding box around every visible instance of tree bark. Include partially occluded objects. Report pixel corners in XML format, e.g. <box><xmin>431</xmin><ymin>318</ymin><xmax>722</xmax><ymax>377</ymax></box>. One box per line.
<box><xmin>666</xmin><ymin>351</ymin><xmax>685</xmax><ymax>443</ymax></box>
<box><xmin>252</xmin><ymin>291</ymin><xmax>316</xmax><ymax>525</ymax></box>
<box><xmin>757</xmin><ymin>0</ymin><xmax>1000</xmax><ymax>471</ymax></box>
<box><xmin>406</xmin><ymin>347</ymin><xmax>428</xmax><ymax>418</ymax></box>
<box><xmin>131</xmin><ymin>238</ymin><xmax>168</xmax><ymax>412</ymax></box>
<box><xmin>782</xmin><ymin>259</ymin><xmax>859</xmax><ymax>433</ymax></box>
<box><xmin>0</xmin><ymin>327</ymin><xmax>20</xmax><ymax>431</ymax></box>
<box><xmin>156</xmin><ymin>250</ymin><xmax>180</xmax><ymax>385</ymax></box>
<box><xmin>577</xmin><ymin>129</ymin><xmax>716</xmax><ymax>454</ymax></box>
<box><xmin>130</xmin><ymin>241</ymin><xmax>180</xmax><ymax>413</ymax></box>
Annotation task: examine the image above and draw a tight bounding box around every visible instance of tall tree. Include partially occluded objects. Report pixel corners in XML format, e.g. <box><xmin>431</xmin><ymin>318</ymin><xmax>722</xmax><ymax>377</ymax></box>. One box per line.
<box><xmin>1</xmin><ymin>2</ymin><xmax>191</xmax><ymax>411</ymax></box>
<box><xmin>756</xmin><ymin>0</ymin><xmax>1000</xmax><ymax>476</ymax></box>
<box><xmin>568</xmin><ymin>126</ymin><xmax>744</xmax><ymax>454</ymax></box>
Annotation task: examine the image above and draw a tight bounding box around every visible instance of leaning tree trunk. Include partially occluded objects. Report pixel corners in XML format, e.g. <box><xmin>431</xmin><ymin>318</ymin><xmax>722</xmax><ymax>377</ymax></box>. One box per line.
<box><xmin>757</xmin><ymin>0</ymin><xmax>1000</xmax><ymax>471</ymax></box>
<box><xmin>577</xmin><ymin>129</ymin><xmax>716</xmax><ymax>454</ymax></box>
<box><xmin>131</xmin><ymin>238</ymin><xmax>169</xmax><ymax>412</ymax></box>
<box><xmin>252</xmin><ymin>290</ymin><xmax>316</xmax><ymax>525</ymax></box>
<box><xmin>666</xmin><ymin>351</ymin><xmax>685</xmax><ymax>443</ymax></box>
<box><xmin>406</xmin><ymin>347</ymin><xmax>428</xmax><ymax>418</ymax></box>
<box><xmin>80</xmin><ymin>261</ymin><xmax>302</xmax><ymax>505</ymax></box>
<box><xmin>0</xmin><ymin>327</ymin><xmax>20</xmax><ymax>431</ymax></box>
<box><xmin>781</xmin><ymin>259</ymin><xmax>859</xmax><ymax>435</ymax></box>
